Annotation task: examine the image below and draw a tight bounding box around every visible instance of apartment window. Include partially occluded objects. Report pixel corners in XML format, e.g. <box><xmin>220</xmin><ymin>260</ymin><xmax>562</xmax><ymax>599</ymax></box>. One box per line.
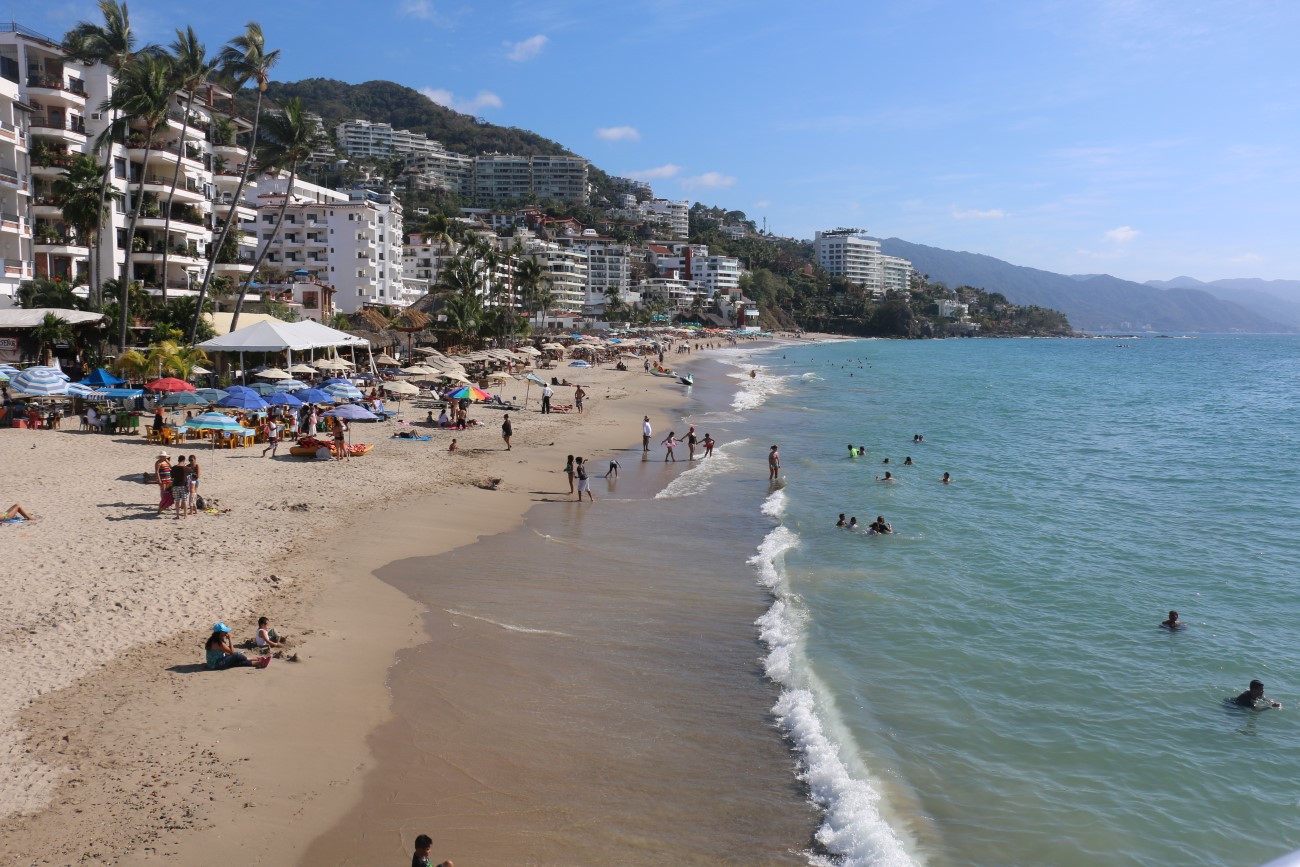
<box><xmin>357</xmin><ymin>270</ymin><xmax>364</xmax><ymax>278</ymax></box>
<box><xmin>114</xmin><ymin>158</ymin><xmax>127</xmax><ymax>180</ymax></box>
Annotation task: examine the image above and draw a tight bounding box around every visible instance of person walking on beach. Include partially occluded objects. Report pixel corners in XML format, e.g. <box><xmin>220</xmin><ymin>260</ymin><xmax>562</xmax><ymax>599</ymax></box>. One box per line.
<box><xmin>662</xmin><ymin>431</ymin><xmax>678</xmax><ymax>462</ymax></box>
<box><xmin>642</xmin><ymin>416</ymin><xmax>652</xmax><ymax>452</ymax></box>
<box><xmin>768</xmin><ymin>444</ymin><xmax>780</xmax><ymax>480</ymax></box>
<box><xmin>575</xmin><ymin>456</ymin><xmax>594</xmax><ymax>501</ymax></box>
<box><xmin>564</xmin><ymin>454</ymin><xmax>576</xmax><ymax>494</ymax></box>
<box><xmin>541</xmin><ymin>383</ymin><xmax>553</xmax><ymax>414</ymax></box>
<box><xmin>261</xmin><ymin>418</ymin><xmax>280</xmax><ymax>457</ymax></box>
<box><xmin>703</xmin><ymin>433</ymin><xmax>715</xmax><ymax>457</ymax></box>
<box><xmin>574</xmin><ymin>385</ymin><xmax>586</xmax><ymax>412</ymax></box>
<box><xmin>501</xmin><ymin>413</ymin><xmax>512</xmax><ymax>450</ymax></box>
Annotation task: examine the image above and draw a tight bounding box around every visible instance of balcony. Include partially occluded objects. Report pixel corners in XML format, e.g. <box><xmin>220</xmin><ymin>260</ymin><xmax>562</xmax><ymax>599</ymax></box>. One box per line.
<box><xmin>0</xmin><ymin>165</ymin><xmax>29</xmax><ymax>193</ymax></box>
<box><xmin>128</xmin><ymin>140</ymin><xmax>203</xmax><ymax>168</ymax></box>
<box><xmin>34</xmin><ymin>232</ymin><xmax>89</xmax><ymax>256</ymax></box>
<box><xmin>139</xmin><ymin>175</ymin><xmax>205</xmax><ymax>204</ymax></box>
<box><xmin>30</xmin><ymin>115</ymin><xmax>87</xmax><ymax>144</ymax></box>
<box><xmin>3</xmin><ymin>259</ymin><xmax>32</xmax><ymax>279</ymax></box>
<box><xmin>26</xmin><ymin>75</ymin><xmax>87</xmax><ymax>108</ymax></box>
<box><xmin>212</xmin><ymin>253</ymin><xmax>255</xmax><ymax>274</ymax></box>
<box><xmin>0</xmin><ymin>212</ymin><xmax>29</xmax><ymax>236</ymax></box>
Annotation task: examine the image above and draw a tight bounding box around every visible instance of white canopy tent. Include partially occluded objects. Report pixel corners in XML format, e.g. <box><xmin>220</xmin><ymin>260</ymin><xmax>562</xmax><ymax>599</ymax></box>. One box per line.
<box><xmin>196</xmin><ymin>320</ymin><xmax>371</xmax><ymax>381</ymax></box>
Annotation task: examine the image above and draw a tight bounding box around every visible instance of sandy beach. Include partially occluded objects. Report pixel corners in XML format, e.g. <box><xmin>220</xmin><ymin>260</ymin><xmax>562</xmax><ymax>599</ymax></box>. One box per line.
<box><xmin>0</xmin><ymin>340</ymin><xmax>801</xmax><ymax>865</ymax></box>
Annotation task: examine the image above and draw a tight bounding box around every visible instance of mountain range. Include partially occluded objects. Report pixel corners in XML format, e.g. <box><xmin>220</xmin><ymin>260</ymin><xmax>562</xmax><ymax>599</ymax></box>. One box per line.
<box><xmin>1142</xmin><ymin>277</ymin><xmax>1300</xmax><ymax>329</ymax></box>
<box><xmin>877</xmin><ymin>239</ymin><xmax>1294</xmax><ymax>333</ymax></box>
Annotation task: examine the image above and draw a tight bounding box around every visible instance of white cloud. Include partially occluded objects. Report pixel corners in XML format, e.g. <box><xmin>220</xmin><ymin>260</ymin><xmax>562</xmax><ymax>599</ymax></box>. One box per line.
<box><xmin>420</xmin><ymin>87</ymin><xmax>503</xmax><ymax>113</ymax></box>
<box><xmin>595</xmin><ymin>125</ymin><xmax>640</xmax><ymax>142</ymax></box>
<box><xmin>1104</xmin><ymin>225</ymin><xmax>1140</xmax><ymax>244</ymax></box>
<box><xmin>506</xmin><ymin>34</ymin><xmax>549</xmax><ymax>62</ymax></box>
<box><xmin>627</xmin><ymin>164</ymin><xmax>681</xmax><ymax>181</ymax></box>
<box><xmin>753</xmin><ymin>200</ymin><xmax>770</xmax><ymax>209</ymax></box>
<box><xmin>1229</xmin><ymin>252</ymin><xmax>1262</xmax><ymax>264</ymax></box>
<box><xmin>680</xmin><ymin>171</ymin><xmax>736</xmax><ymax>190</ymax></box>
<box><xmin>952</xmin><ymin>207</ymin><xmax>1006</xmax><ymax>220</ymax></box>
<box><xmin>399</xmin><ymin>0</ymin><xmax>436</xmax><ymax>21</ymax></box>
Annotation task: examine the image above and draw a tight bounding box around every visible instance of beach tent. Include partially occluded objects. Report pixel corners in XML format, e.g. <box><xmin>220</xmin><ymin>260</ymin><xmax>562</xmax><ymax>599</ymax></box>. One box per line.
<box><xmin>81</xmin><ymin>367</ymin><xmax>124</xmax><ymax>388</ymax></box>
<box><xmin>197</xmin><ymin>319</ymin><xmax>371</xmax><ymax>383</ymax></box>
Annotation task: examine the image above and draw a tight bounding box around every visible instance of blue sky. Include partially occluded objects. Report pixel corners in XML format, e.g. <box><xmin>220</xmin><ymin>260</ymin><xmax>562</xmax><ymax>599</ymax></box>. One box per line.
<box><xmin>28</xmin><ymin>0</ymin><xmax>1300</xmax><ymax>282</ymax></box>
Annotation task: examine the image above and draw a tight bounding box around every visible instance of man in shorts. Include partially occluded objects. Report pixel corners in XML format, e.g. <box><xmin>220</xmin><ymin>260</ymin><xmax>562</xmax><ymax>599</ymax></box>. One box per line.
<box><xmin>642</xmin><ymin>416</ymin><xmax>652</xmax><ymax>452</ymax></box>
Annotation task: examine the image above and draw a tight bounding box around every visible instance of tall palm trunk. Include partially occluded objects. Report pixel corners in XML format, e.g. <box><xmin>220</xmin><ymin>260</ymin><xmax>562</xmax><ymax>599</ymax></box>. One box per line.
<box><xmin>227</xmin><ymin>159</ymin><xmax>296</xmax><ymax>333</ymax></box>
<box><xmin>159</xmin><ymin>91</ymin><xmax>194</xmax><ymax>303</ymax></box>
<box><xmin>118</xmin><ymin>135</ymin><xmax>155</xmax><ymax>349</ymax></box>
<box><xmin>188</xmin><ymin>88</ymin><xmax>262</xmax><ymax>344</ymax></box>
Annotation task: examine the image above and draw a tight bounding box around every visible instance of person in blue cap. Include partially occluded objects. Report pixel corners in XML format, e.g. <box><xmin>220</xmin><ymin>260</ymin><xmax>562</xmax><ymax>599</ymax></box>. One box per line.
<box><xmin>205</xmin><ymin>622</ymin><xmax>269</xmax><ymax>670</ymax></box>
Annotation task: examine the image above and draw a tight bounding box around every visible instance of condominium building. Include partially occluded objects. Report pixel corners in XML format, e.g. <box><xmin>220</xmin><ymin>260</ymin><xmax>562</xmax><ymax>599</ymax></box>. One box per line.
<box><xmin>402</xmin><ymin>147</ymin><xmax>474</xmax><ymax>197</ymax></box>
<box><xmin>814</xmin><ymin>229</ymin><xmax>886</xmax><ymax>295</ymax></box>
<box><xmin>473</xmin><ymin>154</ymin><xmax>588</xmax><ymax>207</ymax></box>
<box><xmin>555</xmin><ymin>232</ymin><xmax>632</xmax><ymax>309</ymax></box>
<box><xmin>639</xmin><ymin>199</ymin><xmax>689</xmax><ymax>238</ymax></box>
<box><xmin>254</xmin><ymin>177</ymin><xmax>410</xmax><ymax>312</ymax></box>
<box><xmin>0</xmin><ymin>72</ymin><xmax>32</xmax><ymax>303</ymax></box>
<box><xmin>880</xmin><ymin>254</ymin><xmax>913</xmax><ymax>295</ymax></box>
<box><xmin>335</xmin><ymin>119</ymin><xmax>444</xmax><ymax>160</ymax></box>
<box><xmin>1</xmin><ymin>22</ymin><xmax>260</xmax><ymax>310</ymax></box>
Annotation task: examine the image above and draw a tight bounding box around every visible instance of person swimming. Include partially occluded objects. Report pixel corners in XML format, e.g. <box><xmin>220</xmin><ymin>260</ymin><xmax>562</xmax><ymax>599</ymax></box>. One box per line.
<box><xmin>903</xmin><ymin>456</ymin><xmax>913</xmax><ymax>466</ymax></box>
<box><xmin>857</xmin><ymin>446</ymin><xmax>866</xmax><ymax>455</ymax></box>
<box><xmin>1233</xmin><ymin>679</ymin><xmax>1282</xmax><ymax>710</ymax></box>
<box><xmin>847</xmin><ymin>444</ymin><xmax>856</xmax><ymax>457</ymax></box>
<box><xmin>881</xmin><ymin>457</ymin><xmax>890</xmax><ymax>464</ymax></box>
<box><xmin>848</xmin><ymin>517</ymin><xmax>858</xmax><ymax>529</ymax></box>
<box><xmin>940</xmin><ymin>472</ymin><xmax>951</xmax><ymax>484</ymax></box>
<box><xmin>1161</xmin><ymin>610</ymin><xmax>1183</xmax><ymax>630</ymax></box>
<box><xmin>836</xmin><ymin>513</ymin><xmax>847</xmax><ymax>527</ymax></box>
<box><xmin>869</xmin><ymin>516</ymin><xmax>893</xmax><ymax>534</ymax></box>
<box><xmin>877</xmin><ymin>471</ymin><xmax>896</xmax><ymax>482</ymax></box>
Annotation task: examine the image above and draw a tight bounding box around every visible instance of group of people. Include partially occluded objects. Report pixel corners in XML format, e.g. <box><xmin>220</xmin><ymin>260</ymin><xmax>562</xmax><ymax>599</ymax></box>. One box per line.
<box><xmin>563</xmin><ymin>454</ymin><xmax>597</xmax><ymax>501</ymax></box>
<box><xmin>836</xmin><ymin>514</ymin><xmax>893</xmax><ymax>534</ymax></box>
<box><xmin>203</xmin><ymin>616</ymin><xmax>286</xmax><ymax>671</ymax></box>
<box><xmin>154</xmin><ymin>451</ymin><xmax>202</xmax><ymax>519</ymax></box>
<box><xmin>1159</xmin><ymin>612</ymin><xmax>1284</xmax><ymax>711</ymax></box>
<box><xmin>659</xmin><ymin>425</ymin><xmax>715</xmax><ymax>462</ymax></box>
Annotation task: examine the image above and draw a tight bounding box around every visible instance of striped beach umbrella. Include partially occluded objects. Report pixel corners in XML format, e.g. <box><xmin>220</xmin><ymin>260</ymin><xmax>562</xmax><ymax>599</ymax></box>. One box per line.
<box><xmin>272</xmin><ymin>379</ymin><xmax>308</xmax><ymax>391</ymax></box>
<box><xmin>66</xmin><ymin>381</ymin><xmax>101</xmax><ymax>399</ymax></box>
<box><xmin>322</xmin><ymin>381</ymin><xmax>363</xmax><ymax>401</ymax></box>
<box><xmin>446</xmin><ymin>385</ymin><xmax>492</xmax><ymax>402</ymax></box>
<box><xmin>185</xmin><ymin>412</ymin><xmax>246</xmax><ymax>433</ymax></box>
<box><xmin>11</xmin><ymin>366</ymin><xmax>71</xmax><ymax>396</ymax></box>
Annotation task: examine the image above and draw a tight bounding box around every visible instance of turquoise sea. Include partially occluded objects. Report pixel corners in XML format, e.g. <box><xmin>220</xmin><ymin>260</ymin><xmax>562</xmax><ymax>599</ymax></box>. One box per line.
<box><xmin>709</xmin><ymin>335</ymin><xmax>1300</xmax><ymax>865</ymax></box>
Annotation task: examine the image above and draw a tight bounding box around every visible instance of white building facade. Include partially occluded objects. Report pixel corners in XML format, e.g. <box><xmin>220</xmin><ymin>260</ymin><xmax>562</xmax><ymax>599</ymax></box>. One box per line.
<box><xmin>813</xmin><ymin>229</ymin><xmax>912</xmax><ymax>298</ymax></box>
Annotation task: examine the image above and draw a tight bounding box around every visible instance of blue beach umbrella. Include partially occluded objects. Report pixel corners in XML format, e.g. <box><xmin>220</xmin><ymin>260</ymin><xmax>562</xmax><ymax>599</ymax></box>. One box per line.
<box><xmin>294</xmin><ymin>388</ymin><xmax>336</xmax><ymax>404</ymax></box>
<box><xmin>216</xmin><ymin>392</ymin><xmax>269</xmax><ymax>411</ymax></box>
<box><xmin>318</xmin><ymin>377</ymin><xmax>352</xmax><ymax>386</ymax></box>
<box><xmin>185</xmin><ymin>412</ymin><xmax>246</xmax><ymax>432</ymax></box>
<box><xmin>322</xmin><ymin>381</ymin><xmax>363</xmax><ymax>401</ymax></box>
<box><xmin>245</xmin><ymin>382</ymin><xmax>278</xmax><ymax>396</ymax></box>
<box><xmin>160</xmin><ymin>392</ymin><xmax>208</xmax><ymax>407</ymax></box>
<box><xmin>11</xmin><ymin>366</ymin><xmax>70</xmax><ymax>396</ymax></box>
<box><xmin>99</xmin><ymin>387</ymin><xmax>144</xmax><ymax>400</ymax></box>
<box><xmin>264</xmin><ymin>391</ymin><xmax>303</xmax><ymax>407</ymax></box>
<box><xmin>66</xmin><ymin>381</ymin><xmax>100</xmax><ymax>399</ymax></box>
<box><xmin>223</xmin><ymin>385</ymin><xmax>258</xmax><ymax>397</ymax></box>
<box><xmin>194</xmin><ymin>388</ymin><xmax>228</xmax><ymax>402</ymax></box>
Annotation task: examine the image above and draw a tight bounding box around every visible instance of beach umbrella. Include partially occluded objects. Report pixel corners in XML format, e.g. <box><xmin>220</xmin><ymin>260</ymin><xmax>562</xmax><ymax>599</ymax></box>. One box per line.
<box><xmin>223</xmin><ymin>385</ymin><xmax>258</xmax><ymax>396</ymax></box>
<box><xmin>373</xmin><ymin>353</ymin><xmax>399</xmax><ymax>366</ymax></box>
<box><xmin>255</xmin><ymin>368</ymin><xmax>292</xmax><ymax>380</ymax></box>
<box><xmin>264</xmin><ymin>391</ymin><xmax>304</xmax><ymax>407</ymax></box>
<box><xmin>400</xmin><ymin>365</ymin><xmax>437</xmax><ymax>375</ymax></box>
<box><xmin>568</xmin><ymin>360</ymin><xmax>592</xmax><ymax>368</ymax></box>
<box><xmin>380</xmin><ymin>380</ymin><xmax>419</xmax><ymax>395</ymax></box>
<box><xmin>272</xmin><ymin>379</ymin><xmax>308</xmax><ymax>391</ymax></box>
<box><xmin>319</xmin><ymin>377</ymin><xmax>353</xmax><ymax>386</ymax></box>
<box><xmin>288</xmin><ymin>363</ymin><xmax>318</xmax><ymax>375</ymax></box>
<box><xmin>486</xmin><ymin>372</ymin><xmax>513</xmax><ymax>382</ymax></box>
<box><xmin>245</xmin><ymin>382</ymin><xmax>278</xmax><ymax>396</ymax></box>
<box><xmin>80</xmin><ymin>367</ymin><xmax>124</xmax><ymax>387</ymax></box>
<box><xmin>98</xmin><ymin>387</ymin><xmax>144</xmax><ymax>400</ymax></box>
<box><xmin>190</xmin><ymin>365</ymin><xmax>211</xmax><ymax>376</ymax></box>
<box><xmin>66</xmin><ymin>381</ymin><xmax>100</xmax><ymax>399</ymax></box>
<box><xmin>447</xmin><ymin>385</ymin><xmax>491</xmax><ymax>402</ymax></box>
<box><xmin>322</xmin><ymin>381</ymin><xmax>363</xmax><ymax>401</ymax></box>
<box><xmin>517</xmin><ymin>346</ymin><xmax>541</xmax><ymax>356</ymax></box>
<box><xmin>217</xmin><ymin>392</ymin><xmax>268</xmax><ymax>411</ymax></box>
<box><xmin>11</xmin><ymin>366</ymin><xmax>70</xmax><ymax>396</ymax></box>
<box><xmin>160</xmin><ymin>392</ymin><xmax>208</xmax><ymax>407</ymax></box>
<box><xmin>145</xmin><ymin>377</ymin><xmax>195</xmax><ymax>393</ymax></box>
<box><xmin>323</xmin><ymin>403</ymin><xmax>378</xmax><ymax>421</ymax></box>
<box><xmin>294</xmin><ymin>388</ymin><xmax>336</xmax><ymax>404</ymax></box>
<box><xmin>194</xmin><ymin>388</ymin><xmax>228</xmax><ymax>402</ymax></box>
<box><xmin>185</xmin><ymin>412</ymin><xmax>245</xmax><ymax>432</ymax></box>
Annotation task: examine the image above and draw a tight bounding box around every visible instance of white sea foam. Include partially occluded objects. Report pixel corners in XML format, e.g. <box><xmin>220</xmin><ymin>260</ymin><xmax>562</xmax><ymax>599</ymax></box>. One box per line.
<box><xmin>751</xmin><ymin>518</ymin><xmax>917</xmax><ymax>867</ymax></box>
<box><xmin>725</xmin><ymin>363</ymin><xmax>790</xmax><ymax>411</ymax></box>
<box><xmin>444</xmin><ymin>609</ymin><xmax>571</xmax><ymax>637</ymax></box>
<box><xmin>654</xmin><ymin>439</ymin><xmax>750</xmax><ymax>499</ymax></box>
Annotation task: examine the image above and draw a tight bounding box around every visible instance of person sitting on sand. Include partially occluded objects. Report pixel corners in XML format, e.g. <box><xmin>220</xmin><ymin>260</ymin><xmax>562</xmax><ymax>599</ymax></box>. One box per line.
<box><xmin>836</xmin><ymin>513</ymin><xmax>847</xmax><ymax>527</ymax></box>
<box><xmin>1161</xmin><ymin>610</ymin><xmax>1183</xmax><ymax>630</ymax></box>
<box><xmin>411</xmin><ymin>833</ymin><xmax>453</xmax><ymax>867</ymax></box>
<box><xmin>3</xmin><ymin>503</ymin><xmax>34</xmax><ymax>522</ymax></box>
<box><xmin>437</xmin><ymin>408</ymin><xmax>449</xmax><ymax>428</ymax></box>
<box><xmin>1234</xmin><ymin>679</ymin><xmax>1281</xmax><ymax>710</ymax></box>
<box><xmin>877</xmin><ymin>471</ymin><xmax>896</xmax><ymax>482</ymax></box>
<box><xmin>869</xmin><ymin>516</ymin><xmax>893</xmax><ymax>534</ymax></box>
<box><xmin>255</xmin><ymin>616</ymin><xmax>282</xmax><ymax>649</ymax></box>
<box><xmin>448</xmin><ymin>438</ymin><xmax>458</xmax><ymax>452</ymax></box>
<box><xmin>205</xmin><ymin>623</ymin><xmax>268</xmax><ymax>670</ymax></box>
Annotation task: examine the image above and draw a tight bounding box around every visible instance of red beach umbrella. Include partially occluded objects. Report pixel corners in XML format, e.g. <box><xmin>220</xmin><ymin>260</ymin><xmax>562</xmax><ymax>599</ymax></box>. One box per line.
<box><xmin>145</xmin><ymin>377</ymin><xmax>197</xmax><ymax>393</ymax></box>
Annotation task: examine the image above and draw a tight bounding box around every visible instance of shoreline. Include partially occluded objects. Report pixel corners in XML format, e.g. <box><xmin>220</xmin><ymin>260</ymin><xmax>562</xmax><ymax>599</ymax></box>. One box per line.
<box><xmin>1</xmin><ymin>338</ymin><xmax>809</xmax><ymax>864</ymax></box>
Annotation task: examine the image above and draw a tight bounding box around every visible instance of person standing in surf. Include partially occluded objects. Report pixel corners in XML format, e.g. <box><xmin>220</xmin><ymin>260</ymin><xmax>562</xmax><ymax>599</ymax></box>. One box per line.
<box><xmin>662</xmin><ymin>432</ymin><xmax>677</xmax><ymax>462</ymax></box>
<box><xmin>768</xmin><ymin>444</ymin><xmax>780</xmax><ymax>480</ymax></box>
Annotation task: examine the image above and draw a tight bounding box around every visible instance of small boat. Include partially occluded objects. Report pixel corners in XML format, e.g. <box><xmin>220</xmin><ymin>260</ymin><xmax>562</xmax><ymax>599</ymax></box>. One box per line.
<box><xmin>649</xmin><ymin>370</ymin><xmax>676</xmax><ymax>378</ymax></box>
<box><xmin>678</xmin><ymin>374</ymin><xmax>694</xmax><ymax>386</ymax></box>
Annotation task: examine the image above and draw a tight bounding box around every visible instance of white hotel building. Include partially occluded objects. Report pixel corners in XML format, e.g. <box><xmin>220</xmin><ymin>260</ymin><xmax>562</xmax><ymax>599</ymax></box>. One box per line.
<box><xmin>813</xmin><ymin>229</ymin><xmax>912</xmax><ymax>297</ymax></box>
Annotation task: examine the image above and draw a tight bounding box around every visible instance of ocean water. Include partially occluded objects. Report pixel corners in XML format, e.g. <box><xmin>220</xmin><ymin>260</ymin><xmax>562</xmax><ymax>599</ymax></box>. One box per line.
<box><xmin>727</xmin><ymin>335</ymin><xmax>1300</xmax><ymax>866</ymax></box>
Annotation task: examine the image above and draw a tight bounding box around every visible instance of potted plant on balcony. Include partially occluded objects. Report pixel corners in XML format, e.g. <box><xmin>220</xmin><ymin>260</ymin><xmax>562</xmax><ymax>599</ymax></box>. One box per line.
<box><xmin>35</xmin><ymin>223</ymin><xmax>59</xmax><ymax>244</ymax></box>
<box><xmin>31</xmin><ymin>139</ymin><xmax>53</xmax><ymax>168</ymax></box>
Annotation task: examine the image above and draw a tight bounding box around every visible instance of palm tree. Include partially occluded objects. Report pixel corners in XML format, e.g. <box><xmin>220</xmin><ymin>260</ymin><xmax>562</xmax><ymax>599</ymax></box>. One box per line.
<box><xmin>436</xmin><ymin>254</ymin><xmax>487</xmax><ymax>300</ymax></box>
<box><xmin>102</xmin><ymin>51</ymin><xmax>174</xmax><ymax>348</ymax></box>
<box><xmin>17</xmin><ymin>279</ymin><xmax>83</xmax><ymax>310</ymax></box>
<box><xmin>159</xmin><ymin>27</ymin><xmax>214</xmax><ymax>303</ymax></box>
<box><xmin>421</xmin><ymin>213</ymin><xmax>454</xmax><ymax>256</ymax></box>
<box><xmin>63</xmin><ymin>0</ymin><xmax>150</xmax><ymax>311</ymax></box>
<box><xmin>52</xmin><ymin>154</ymin><xmax>123</xmax><ymax>291</ymax></box>
<box><xmin>441</xmin><ymin>292</ymin><xmax>485</xmax><ymax>347</ymax></box>
<box><xmin>109</xmin><ymin>347</ymin><xmax>149</xmax><ymax>382</ymax></box>
<box><xmin>32</xmin><ymin>313</ymin><xmax>73</xmax><ymax>365</ymax></box>
<box><xmin>189</xmin><ymin>22</ymin><xmax>280</xmax><ymax>344</ymax></box>
<box><xmin>227</xmin><ymin>97</ymin><xmax>319</xmax><ymax>333</ymax></box>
